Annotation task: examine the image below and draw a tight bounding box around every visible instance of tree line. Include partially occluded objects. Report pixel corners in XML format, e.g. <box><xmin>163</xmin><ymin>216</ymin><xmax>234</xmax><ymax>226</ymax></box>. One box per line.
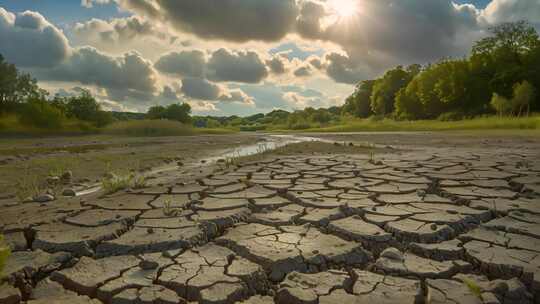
<box><xmin>342</xmin><ymin>21</ymin><xmax>539</xmax><ymax>120</ymax></box>
<box><xmin>0</xmin><ymin>53</ymin><xmax>193</xmax><ymax>130</ymax></box>
<box><xmin>0</xmin><ymin>54</ymin><xmax>114</xmax><ymax>129</ymax></box>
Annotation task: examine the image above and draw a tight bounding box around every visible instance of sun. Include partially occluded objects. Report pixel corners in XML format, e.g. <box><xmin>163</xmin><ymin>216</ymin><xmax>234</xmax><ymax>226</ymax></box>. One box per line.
<box><xmin>329</xmin><ymin>0</ymin><xmax>359</xmax><ymax>18</ymax></box>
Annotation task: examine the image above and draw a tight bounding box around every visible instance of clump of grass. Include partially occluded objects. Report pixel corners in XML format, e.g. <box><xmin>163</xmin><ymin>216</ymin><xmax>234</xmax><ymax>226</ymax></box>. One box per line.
<box><xmin>256</xmin><ymin>142</ymin><xmax>271</xmax><ymax>154</ymax></box>
<box><xmin>162</xmin><ymin>199</ymin><xmax>182</xmax><ymax>216</ymax></box>
<box><xmin>131</xmin><ymin>174</ymin><xmax>147</xmax><ymax>189</ymax></box>
<box><xmin>15</xmin><ymin>166</ymin><xmax>41</xmax><ymax>202</ymax></box>
<box><xmin>0</xmin><ymin>234</ymin><xmax>10</xmax><ymax>279</ymax></box>
<box><xmin>462</xmin><ymin>278</ymin><xmax>483</xmax><ymax>300</ymax></box>
<box><xmin>102</xmin><ymin>174</ymin><xmax>133</xmax><ymax>194</ymax></box>
<box><xmin>101</xmin><ymin>172</ymin><xmax>147</xmax><ymax>194</ymax></box>
<box><xmin>223</xmin><ymin>156</ymin><xmax>238</xmax><ymax>169</ymax></box>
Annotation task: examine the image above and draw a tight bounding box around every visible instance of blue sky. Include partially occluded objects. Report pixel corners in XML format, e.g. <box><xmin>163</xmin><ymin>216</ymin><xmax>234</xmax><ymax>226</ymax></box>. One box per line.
<box><xmin>0</xmin><ymin>0</ymin><xmax>537</xmax><ymax>115</ymax></box>
<box><xmin>0</xmin><ymin>0</ymin><xmax>126</xmax><ymax>26</ymax></box>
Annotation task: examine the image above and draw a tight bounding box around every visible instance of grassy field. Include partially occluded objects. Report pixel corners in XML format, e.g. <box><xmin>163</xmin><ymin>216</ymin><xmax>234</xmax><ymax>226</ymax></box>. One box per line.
<box><xmin>0</xmin><ymin>115</ymin><xmax>233</xmax><ymax>137</ymax></box>
<box><xmin>0</xmin><ymin>114</ymin><xmax>98</xmax><ymax>137</ymax></box>
<box><xmin>103</xmin><ymin>120</ymin><xmax>233</xmax><ymax>136</ymax></box>
<box><xmin>292</xmin><ymin>115</ymin><xmax>540</xmax><ymax>133</ymax></box>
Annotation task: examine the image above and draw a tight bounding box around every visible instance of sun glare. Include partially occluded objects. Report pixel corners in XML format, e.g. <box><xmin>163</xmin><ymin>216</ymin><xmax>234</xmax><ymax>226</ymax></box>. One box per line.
<box><xmin>330</xmin><ymin>0</ymin><xmax>359</xmax><ymax>18</ymax></box>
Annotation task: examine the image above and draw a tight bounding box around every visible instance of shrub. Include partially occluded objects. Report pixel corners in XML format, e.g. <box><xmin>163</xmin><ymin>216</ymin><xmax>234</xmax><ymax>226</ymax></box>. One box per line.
<box><xmin>18</xmin><ymin>98</ymin><xmax>64</xmax><ymax>129</ymax></box>
<box><xmin>438</xmin><ymin>111</ymin><xmax>465</xmax><ymax>121</ymax></box>
<box><xmin>289</xmin><ymin>122</ymin><xmax>312</xmax><ymax>130</ymax></box>
<box><xmin>512</xmin><ymin>81</ymin><xmax>536</xmax><ymax>116</ymax></box>
<box><xmin>0</xmin><ymin>234</ymin><xmax>10</xmax><ymax>278</ymax></box>
<box><xmin>239</xmin><ymin>124</ymin><xmax>267</xmax><ymax>132</ymax></box>
<box><xmin>104</xmin><ymin>119</ymin><xmax>195</xmax><ymax>137</ymax></box>
<box><xmin>490</xmin><ymin>93</ymin><xmax>512</xmax><ymax>117</ymax></box>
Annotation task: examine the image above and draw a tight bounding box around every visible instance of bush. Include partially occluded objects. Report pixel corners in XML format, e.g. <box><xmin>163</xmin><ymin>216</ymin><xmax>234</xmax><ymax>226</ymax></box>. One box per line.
<box><xmin>18</xmin><ymin>98</ymin><xmax>64</xmax><ymax>129</ymax></box>
<box><xmin>438</xmin><ymin>111</ymin><xmax>465</xmax><ymax>121</ymax></box>
<box><xmin>146</xmin><ymin>103</ymin><xmax>191</xmax><ymax>123</ymax></box>
<box><xmin>239</xmin><ymin>124</ymin><xmax>267</xmax><ymax>132</ymax></box>
<box><xmin>288</xmin><ymin>122</ymin><xmax>312</xmax><ymax>130</ymax></box>
<box><xmin>104</xmin><ymin>119</ymin><xmax>195</xmax><ymax>136</ymax></box>
<box><xmin>0</xmin><ymin>234</ymin><xmax>10</xmax><ymax>277</ymax></box>
<box><xmin>490</xmin><ymin>93</ymin><xmax>512</xmax><ymax>117</ymax></box>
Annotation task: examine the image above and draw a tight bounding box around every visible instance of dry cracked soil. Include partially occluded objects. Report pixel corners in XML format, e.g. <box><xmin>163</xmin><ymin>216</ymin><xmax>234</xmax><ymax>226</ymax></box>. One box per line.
<box><xmin>1</xmin><ymin>132</ymin><xmax>540</xmax><ymax>304</ymax></box>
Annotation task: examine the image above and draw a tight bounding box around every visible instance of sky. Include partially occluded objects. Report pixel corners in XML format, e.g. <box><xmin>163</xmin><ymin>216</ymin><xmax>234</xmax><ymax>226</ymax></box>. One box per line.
<box><xmin>0</xmin><ymin>0</ymin><xmax>539</xmax><ymax>116</ymax></box>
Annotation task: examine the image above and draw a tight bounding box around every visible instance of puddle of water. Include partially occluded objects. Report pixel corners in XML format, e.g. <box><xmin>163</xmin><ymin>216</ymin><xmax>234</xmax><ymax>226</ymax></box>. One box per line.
<box><xmin>203</xmin><ymin>134</ymin><xmax>328</xmax><ymax>162</ymax></box>
<box><xmin>75</xmin><ymin>134</ymin><xmax>328</xmax><ymax>196</ymax></box>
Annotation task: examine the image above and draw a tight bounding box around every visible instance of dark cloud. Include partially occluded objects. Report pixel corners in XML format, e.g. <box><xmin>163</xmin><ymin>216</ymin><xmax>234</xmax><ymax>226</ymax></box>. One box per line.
<box><xmin>180</xmin><ymin>77</ymin><xmax>254</xmax><ymax>105</ymax></box>
<box><xmin>155</xmin><ymin>48</ymin><xmax>270</xmax><ymax>83</ymax></box>
<box><xmin>296</xmin><ymin>1</ymin><xmax>326</xmax><ymax>39</ymax></box>
<box><xmin>292</xmin><ymin>0</ymin><xmax>492</xmax><ymax>83</ymax></box>
<box><xmin>180</xmin><ymin>77</ymin><xmax>221</xmax><ymax>100</ymax></box>
<box><xmin>308</xmin><ymin>56</ymin><xmax>323</xmax><ymax>70</ymax></box>
<box><xmin>154</xmin><ymin>50</ymin><xmax>206</xmax><ymax>78</ymax></box>
<box><xmin>118</xmin><ymin>0</ymin><xmax>299</xmax><ymax>42</ymax></box>
<box><xmin>73</xmin><ymin>16</ymin><xmax>167</xmax><ymax>46</ymax></box>
<box><xmin>207</xmin><ymin>48</ymin><xmax>268</xmax><ymax>83</ymax></box>
<box><xmin>266</xmin><ymin>56</ymin><xmax>288</xmax><ymax>74</ymax></box>
<box><xmin>0</xmin><ymin>8</ymin><xmax>70</xmax><ymax>67</ymax></box>
<box><xmin>293</xmin><ymin>65</ymin><xmax>312</xmax><ymax>77</ymax></box>
<box><xmin>160</xmin><ymin>85</ymin><xmax>179</xmax><ymax>100</ymax></box>
<box><xmin>34</xmin><ymin>47</ymin><xmax>157</xmax><ymax>101</ymax></box>
<box><xmin>325</xmin><ymin>53</ymin><xmax>371</xmax><ymax>84</ymax></box>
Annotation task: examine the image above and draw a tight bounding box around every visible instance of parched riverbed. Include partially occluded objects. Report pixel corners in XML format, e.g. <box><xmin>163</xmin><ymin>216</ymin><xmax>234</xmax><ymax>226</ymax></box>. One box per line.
<box><xmin>1</xmin><ymin>131</ymin><xmax>540</xmax><ymax>304</ymax></box>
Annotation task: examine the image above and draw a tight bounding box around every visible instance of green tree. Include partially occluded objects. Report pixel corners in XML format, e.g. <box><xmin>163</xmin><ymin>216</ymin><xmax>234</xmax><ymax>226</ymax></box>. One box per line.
<box><xmin>147</xmin><ymin>105</ymin><xmax>166</xmax><ymax>119</ymax></box>
<box><xmin>163</xmin><ymin>103</ymin><xmax>191</xmax><ymax>123</ymax></box>
<box><xmin>66</xmin><ymin>90</ymin><xmax>101</xmax><ymax>121</ymax></box>
<box><xmin>19</xmin><ymin>96</ymin><xmax>65</xmax><ymax>129</ymax></box>
<box><xmin>473</xmin><ymin>21</ymin><xmax>539</xmax><ymax>56</ymax></box>
<box><xmin>370</xmin><ymin>65</ymin><xmax>419</xmax><ymax>116</ymax></box>
<box><xmin>511</xmin><ymin>81</ymin><xmax>535</xmax><ymax>116</ymax></box>
<box><xmin>0</xmin><ymin>54</ymin><xmax>40</xmax><ymax>113</ymax></box>
<box><xmin>287</xmin><ymin>111</ymin><xmax>310</xmax><ymax>130</ymax></box>
<box><xmin>63</xmin><ymin>90</ymin><xmax>113</xmax><ymax>127</ymax></box>
<box><xmin>342</xmin><ymin>80</ymin><xmax>375</xmax><ymax>118</ymax></box>
<box><xmin>472</xmin><ymin>21</ymin><xmax>540</xmax><ymax>99</ymax></box>
<box><xmin>310</xmin><ymin>108</ymin><xmax>332</xmax><ymax>124</ymax></box>
<box><xmin>490</xmin><ymin>93</ymin><xmax>512</xmax><ymax>117</ymax></box>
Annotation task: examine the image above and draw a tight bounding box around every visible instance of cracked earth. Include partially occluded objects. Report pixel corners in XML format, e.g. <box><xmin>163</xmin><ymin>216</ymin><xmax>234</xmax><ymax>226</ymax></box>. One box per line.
<box><xmin>1</xmin><ymin>134</ymin><xmax>540</xmax><ymax>304</ymax></box>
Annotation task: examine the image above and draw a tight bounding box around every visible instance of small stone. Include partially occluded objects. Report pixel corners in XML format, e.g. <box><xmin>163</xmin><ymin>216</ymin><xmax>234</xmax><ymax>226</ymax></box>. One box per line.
<box><xmin>177</xmin><ymin>162</ymin><xmax>184</xmax><ymax>167</ymax></box>
<box><xmin>430</xmin><ymin>223</ymin><xmax>438</xmax><ymax>231</ymax></box>
<box><xmin>0</xmin><ymin>284</ymin><xmax>21</xmax><ymax>304</ymax></box>
<box><xmin>139</xmin><ymin>259</ymin><xmax>159</xmax><ymax>270</ymax></box>
<box><xmin>61</xmin><ymin>171</ymin><xmax>73</xmax><ymax>181</ymax></box>
<box><xmin>62</xmin><ymin>189</ymin><xmax>76</xmax><ymax>197</ymax></box>
<box><xmin>380</xmin><ymin>247</ymin><xmax>403</xmax><ymax>261</ymax></box>
<box><xmin>147</xmin><ymin>228</ymin><xmax>154</xmax><ymax>234</ymax></box>
<box><xmin>46</xmin><ymin>176</ymin><xmax>60</xmax><ymax>184</ymax></box>
<box><xmin>33</xmin><ymin>194</ymin><xmax>55</xmax><ymax>203</ymax></box>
